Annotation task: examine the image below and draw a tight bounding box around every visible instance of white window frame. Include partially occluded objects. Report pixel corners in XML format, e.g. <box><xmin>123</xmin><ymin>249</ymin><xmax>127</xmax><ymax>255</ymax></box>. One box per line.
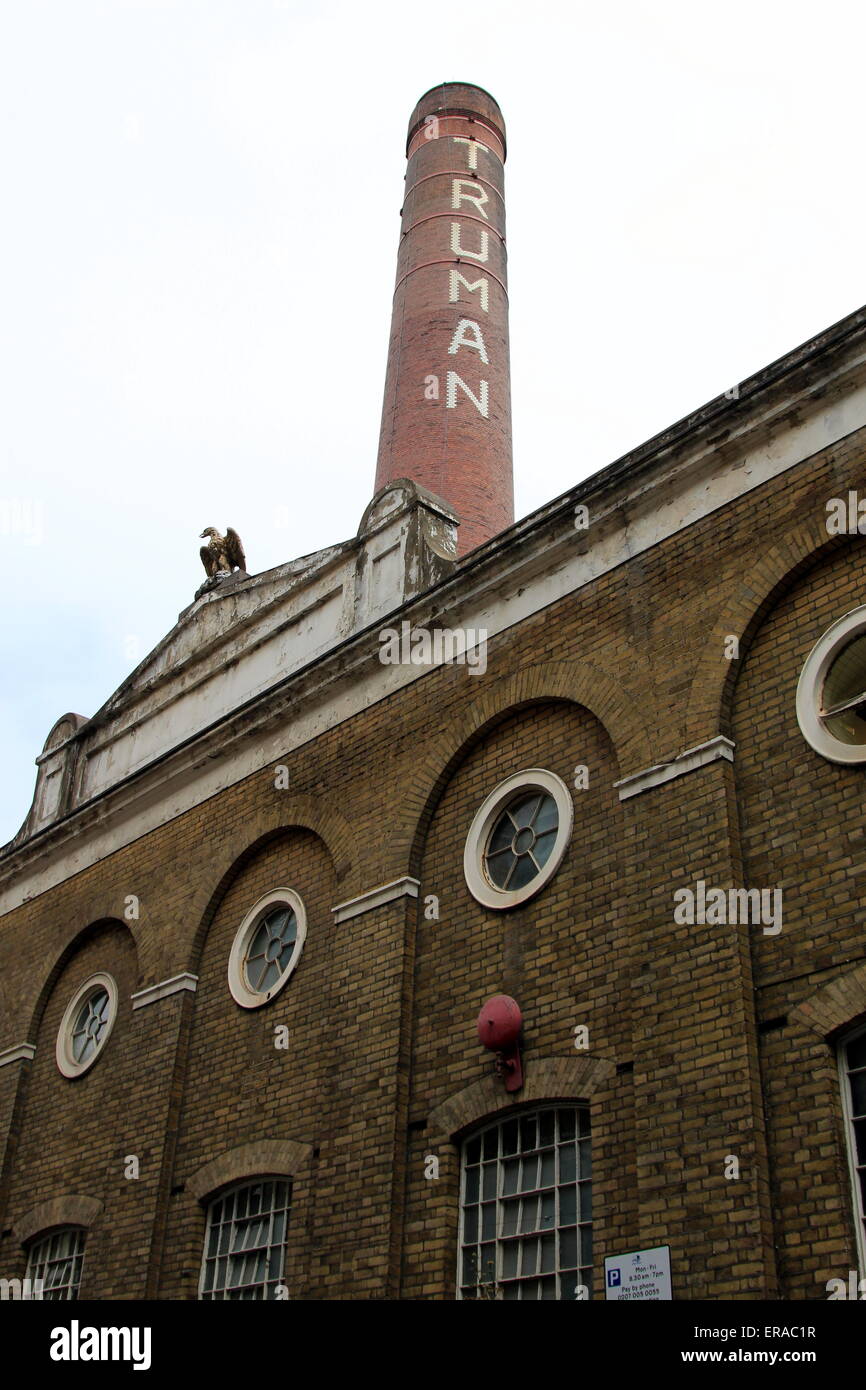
<box><xmin>55</xmin><ymin>972</ymin><xmax>118</xmax><ymax>1078</ymax></box>
<box><xmin>227</xmin><ymin>888</ymin><xmax>307</xmax><ymax>1009</ymax></box>
<box><xmin>198</xmin><ymin>1177</ymin><xmax>292</xmax><ymax>1300</ymax></box>
<box><xmin>796</xmin><ymin>606</ymin><xmax>866</xmax><ymax>764</ymax></box>
<box><xmin>25</xmin><ymin>1227</ymin><xmax>86</xmax><ymax>1300</ymax></box>
<box><xmin>463</xmin><ymin>769</ymin><xmax>573</xmax><ymax>910</ymax></box>
<box><xmin>457</xmin><ymin>1105</ymin><xmax>592</xmax><ymax>1300</ymax></box>
<box><xmin>839</xmin><ymin>1025</ymin><xmax>866</xmax><ymax>1278</ymax></box>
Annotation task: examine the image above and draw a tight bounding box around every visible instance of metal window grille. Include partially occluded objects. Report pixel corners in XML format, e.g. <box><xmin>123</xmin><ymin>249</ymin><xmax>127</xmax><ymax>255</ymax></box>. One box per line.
<box><xmin>820</xmin><ymin>634</ymin><xmax>866</xmax><ymax>740</ymax></box>
<box><xmin>199</xmin><ymin>1178</ymin><xmax>291</xmax><ymax>1300</ymax></box>
<box><xmin>483</xmin><ymin>792</ymin><xmax>559</xmax><ymax>891</ymax></box>
<box><xmin>841</xmin><ymin>1029</ymin><xmax>866</xmax><ymax>1275</ymax></box>
<box><xmin>71</xmin><ymin>987</ymin><xmax>111</xmax><ymax>1064</ymax></box>
<box><xmin>458</xmin><ymin>1106</ymin><xmax>591</xmax><ymax>1300</ymax></box>
<box><xmin>244</xmin><ymin>907</ymin><xmax>298</xmax><ymax>995</ymax></box>
<box><xmin>25</xmin><ymin>1228</ymin><xmax>86</xmax><ymax>1300</ymax></box>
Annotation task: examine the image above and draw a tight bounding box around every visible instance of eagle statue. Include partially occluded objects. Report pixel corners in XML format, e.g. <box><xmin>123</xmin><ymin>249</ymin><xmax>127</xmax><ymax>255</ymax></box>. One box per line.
<box><xmin>199</xmin><ymin>526</ymin><xmax>246</xmax><ymax>579</ymax></box>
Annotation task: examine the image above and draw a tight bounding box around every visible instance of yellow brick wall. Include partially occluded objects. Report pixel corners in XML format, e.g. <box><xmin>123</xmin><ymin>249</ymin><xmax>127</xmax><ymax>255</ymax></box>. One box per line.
<box><xmin>1</xmin><ymin>426</ymin><xmax>866</xmax><ymax>1298</ymax></box>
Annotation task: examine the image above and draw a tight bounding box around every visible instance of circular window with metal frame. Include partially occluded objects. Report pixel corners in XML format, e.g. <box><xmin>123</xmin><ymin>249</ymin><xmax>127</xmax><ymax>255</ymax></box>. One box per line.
<box><xmin>228</xmin><ymin>889</ymin><xmax>307</xmax><ymax>1009</ymax></box>
<box><xmin>55</xmin><ymin>972</ymin><xmax>118</xmax><ymax>1079</ymax></box>
<box><xmin>464</xmin><ymin>769</ymin><xmax>574</xmax><ymax>910</ymax></box>
<box><xmin>797</xmin><ymin>607</ymin><xmax>866</xmax><ymax>763</ymax></box>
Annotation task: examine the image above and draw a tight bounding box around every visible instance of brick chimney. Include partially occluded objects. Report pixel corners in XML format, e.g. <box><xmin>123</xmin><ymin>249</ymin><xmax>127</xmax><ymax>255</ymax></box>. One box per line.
<box><xmin>374</xmin><ymin>83</ymin><xmax>514</xmax><ymax>556</ymax></box>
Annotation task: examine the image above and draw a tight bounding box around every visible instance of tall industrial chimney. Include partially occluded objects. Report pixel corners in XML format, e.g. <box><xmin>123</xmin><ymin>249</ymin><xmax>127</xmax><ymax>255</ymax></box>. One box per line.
<box><xmin>374</xmin><ymin>83</ymin><xmax>514</xmax><ymax>556</ymax></box>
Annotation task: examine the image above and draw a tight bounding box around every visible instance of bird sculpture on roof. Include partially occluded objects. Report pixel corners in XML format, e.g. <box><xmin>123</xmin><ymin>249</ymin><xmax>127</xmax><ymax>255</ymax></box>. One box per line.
<box><xmin>199</xmin><ymin>526</ymin><xmax>246</xmax><ymax>579</ymax></box>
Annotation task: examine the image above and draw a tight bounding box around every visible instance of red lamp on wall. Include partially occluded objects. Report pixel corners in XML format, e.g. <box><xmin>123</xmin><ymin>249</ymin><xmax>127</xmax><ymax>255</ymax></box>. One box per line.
<box><xmin>477</xmin><ymin>994</ymin><xmax>523</xmax><ymax>1093</ymax></box>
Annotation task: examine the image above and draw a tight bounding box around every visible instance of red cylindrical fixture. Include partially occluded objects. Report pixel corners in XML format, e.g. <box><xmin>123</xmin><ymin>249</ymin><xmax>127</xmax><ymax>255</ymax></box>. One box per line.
<box><xmin>476</xmin><ymin>994</ymin><xmax>523</xmax><ymax>1051</ymax></box>
<box><xmin>374</xmin><ymin>83</ymin><xmax>514</xmax><ymax>556</ymax></box>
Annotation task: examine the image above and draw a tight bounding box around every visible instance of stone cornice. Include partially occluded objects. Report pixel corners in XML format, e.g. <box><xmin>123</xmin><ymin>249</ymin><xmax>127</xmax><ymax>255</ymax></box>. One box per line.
<box><xmin>131</xmin><ymin>972</ymin><xmax>199</xmax><ymax>1010</ymax></box>
<box><xmin>332</xmin><ymin>877</ymin><xmax>420</xmax><ymax>923</ymax></box>
<box><xmin>614</xmin><ymin>736</ymin><xmax>735</xmax><ymax>800</ymax></box>
<box><xmin>0</xmin><ymin>1042</ymin><xmax>35</xmax><ymax>1068</ymax></box>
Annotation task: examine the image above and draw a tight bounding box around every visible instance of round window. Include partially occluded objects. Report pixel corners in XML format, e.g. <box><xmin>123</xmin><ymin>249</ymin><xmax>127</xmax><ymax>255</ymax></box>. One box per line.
<box><xmin>464</xmin><ymin>769</ymin><xmax>573</xmax><ymax>910</ymax></box>
<box><xmin>797</xmin><ymin>607</ymin><xmax>866</xmax><ymax>763</ymax></box>
<box><xmin>228</xmin><ymin>889</ymin><xmax>307</xmax><ymax>1009</ymax></box>
<box><xmin>55</xmin><ymin>973</ymin><xmax>118</xmax><ymax>1078</ymax></box>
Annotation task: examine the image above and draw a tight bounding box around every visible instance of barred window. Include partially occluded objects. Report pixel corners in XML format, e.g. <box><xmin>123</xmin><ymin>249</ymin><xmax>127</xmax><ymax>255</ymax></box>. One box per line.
<box><xmin>25</xmin><ymin>1227</ymin><xmax>86</xmax><ymax>1300</ymax></box>
<box><xmin>458</xmin><ymin>1106</ymin><xmax>592</xmax><ymax>1300</ymax></box>
<box><xmin>841</xmin><ymin>1027</ymin><xmax>866</xmax><ymax>1275</ymax></box>
<box><xmin>199</xmin><ymin>1178</ymin><xmax>291</xmax><ymax>1300</ymax></box>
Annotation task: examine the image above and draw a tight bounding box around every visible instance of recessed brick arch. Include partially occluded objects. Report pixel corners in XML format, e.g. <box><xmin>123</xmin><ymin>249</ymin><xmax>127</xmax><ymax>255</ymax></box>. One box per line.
<box><xmin>27</xmin><ymin>917</ymin><xmax>135</xmax><ymax>1047</ymax></box>
<box><xmin>791</xmin><ymin>963</ymin><xmax>866</xmax><ymax>1041</ymax></box>
<box><xmin>427</xmin><ymin>1055</ymin><xmax>616</xmax><ymax>1144</ymax></box>
<box><xmin>397</xmin><ymin>659</ymin><xmax>653</xmax><ymax>878</ymax></box>
<box><xmin>187</xmin><ymin>1139</ymin><xmax>314</xmax><ymax>1202</ymax></box>
<box><xmin>684</xmin><ymin>520</ymin><xmax>859</xmax><ymax>746</ymax></box>
<box><xmin>14</xmin><ymin>1194</ymin><xmax>103</xmax><ymax>1246</ymax></box>
<box><xmin>188</xmin><ymin>795</ymin><xmax>356</xmax><ymax>971</ymax></box>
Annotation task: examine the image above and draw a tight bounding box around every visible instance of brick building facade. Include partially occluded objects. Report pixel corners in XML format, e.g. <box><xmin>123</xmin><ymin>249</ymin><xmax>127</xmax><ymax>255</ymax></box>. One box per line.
<box><xmin>1</xmin><ymin>84</ymin><xmax>866</xmax><ymax>1302</ymax></box>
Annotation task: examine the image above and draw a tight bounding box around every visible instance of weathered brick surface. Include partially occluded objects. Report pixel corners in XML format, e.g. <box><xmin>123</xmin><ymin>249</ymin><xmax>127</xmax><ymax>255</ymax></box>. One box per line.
<box><xmin>731</xmin><ymin>533</ymin><xmax>866</xmax><ymax>1298</ymax></box>
<box><xmin>1</xmin><ymin>424</ymin><xmax>866</xmax><ymax>1298</ymax></box>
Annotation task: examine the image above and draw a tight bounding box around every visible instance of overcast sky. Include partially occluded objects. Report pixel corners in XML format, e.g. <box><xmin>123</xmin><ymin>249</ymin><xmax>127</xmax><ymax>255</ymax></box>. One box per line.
<box><xmin>1</xmin><ymin>0</ymin><xmax>864</xmax><ymax>844</ymax></box>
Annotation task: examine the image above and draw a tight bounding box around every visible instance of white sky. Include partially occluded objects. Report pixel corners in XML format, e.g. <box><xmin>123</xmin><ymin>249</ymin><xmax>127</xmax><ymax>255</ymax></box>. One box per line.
<box><xmin>2</xmin><ymin>0</ymin><xmax>864</xmax><ymax>844</ymax></box>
